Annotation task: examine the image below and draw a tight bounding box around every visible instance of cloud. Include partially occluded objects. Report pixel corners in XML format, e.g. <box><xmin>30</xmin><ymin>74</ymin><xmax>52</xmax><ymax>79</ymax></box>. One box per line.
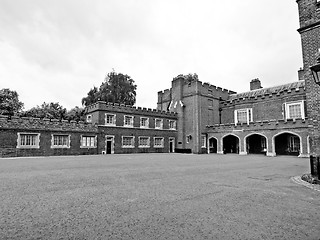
<box><xmin>0</xmin><ymin>0</ymin><xmax>303</xmax><ymax>110</ymax></box>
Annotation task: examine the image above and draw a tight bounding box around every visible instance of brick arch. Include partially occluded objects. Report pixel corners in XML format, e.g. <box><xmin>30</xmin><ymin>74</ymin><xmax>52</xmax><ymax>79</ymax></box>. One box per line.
<box><xmin>244</xmin><ymin>132</ymin><xmax>268</xmax><ymax>155</ymax></box>
<box><xmin>272</xmin><ymin>131</ymin><xmax>302</xmax><ymax>157</ymax></box>
<box><xmin>222</xmin><ymin>133</ymin><xmax>240</xmax><ymax>154</ymax></box>
<box><xmin>208</xmin><ymin>136</ymin><xmax>218</xmax><ymax>154</ymax></box>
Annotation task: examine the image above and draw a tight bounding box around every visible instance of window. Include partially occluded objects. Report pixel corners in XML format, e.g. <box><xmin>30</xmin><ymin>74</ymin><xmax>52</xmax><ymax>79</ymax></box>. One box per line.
<box><xmin>105</xmin><ymin>114</ymin><xmax>116</xmax><ymax>126</ymax></box>
<box><xmin>122</xmin><ymin>136</ymin><xmax>135</xmax><ymax>148</ymax></box>
<box><xmin>124</xmin><ymin>115</ymin><xmax>134</xmax><ymax>127</ymax></box>
<box><xmin>86</xmin><ymin>115</ymin><xmax>92</xmax><ymax>123</ymax></box>
<box><xmin>139</xmin><ymin>137</ymin><xmax>150</xmax><ymax>147</ymax></box>
<box><xmin>52</xmin><ymin>135</ymin><xmax>70</xmax><ymax>148</ymax></box>
<box><xmin>285</xmin><ymin>101</ymin><xmax>305</xmax><ymax>120</ymax></box>
<box><xmin>169</xmin><ymin>120</ymin><xmax>176</xmax><ymax>130</ymax></box>
<box><xmin>208</xmin><ymin>99</ymin><xmax>213</xmax><ymax>108</ymax></box>
<box><xmin>140</xmin><ymin>117</ymin><xmax>149</xmax><ymax>128</ymax></box>
<box><xmin>288</xmin><ymin>136</ymin><xmax>300</xmax><ymax>152</ymax></box>
<box><xmin>155</xmin><ymin>118</ymin><xmax>163</xmax><ymax>129</ymax></box>
<box><xmin>154</xmin><ymin>137</ymin><xmax>164</xmax><ymax>148</ymax></box>
<box><xmin>234</xmin><ymin>108</ymin><xmax>253</xmax><ymax>125</ymax></box>
<box><xmin>201</xmin><ymin>135</ymin><xmax>206</xmax><ymax>148</ymax></box>
<box><xmin>81</xmin><ymin>136</ymin><xmax>96</xmax><ymax>148</ymax></box>
<box><xmin>17</xmin><ymin>133</ymin><xmax>40</xmax><ymax>148</ymax></box>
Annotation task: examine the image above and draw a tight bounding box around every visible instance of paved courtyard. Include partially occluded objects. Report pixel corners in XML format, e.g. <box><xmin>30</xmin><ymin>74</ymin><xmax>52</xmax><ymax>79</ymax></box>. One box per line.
<box><xmin>0</xmin><ymin>154</ymin><xmax>319</xmax><ymax>239</ymax></box>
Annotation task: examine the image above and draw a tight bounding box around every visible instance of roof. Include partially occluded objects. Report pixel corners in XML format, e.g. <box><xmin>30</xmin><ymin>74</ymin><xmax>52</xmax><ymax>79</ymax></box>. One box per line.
<box><xmin>228</xmin><ymin>80</ymin><xmax>305</xmax><ymax>100</ymax></box>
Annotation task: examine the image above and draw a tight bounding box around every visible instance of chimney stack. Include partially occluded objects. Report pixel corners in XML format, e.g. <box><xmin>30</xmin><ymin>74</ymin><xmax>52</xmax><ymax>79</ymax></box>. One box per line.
<box><xmin>250</xmin><ymin>78</ymin><xmax>262</xmax><ymax>91</ymax></box>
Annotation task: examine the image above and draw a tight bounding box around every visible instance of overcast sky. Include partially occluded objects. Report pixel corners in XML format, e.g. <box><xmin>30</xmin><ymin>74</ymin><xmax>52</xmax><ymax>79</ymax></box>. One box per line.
<box><xmin>0</xmin><ymin>0</ymin><xmax>302</xmax><ymax>111</ymax></box>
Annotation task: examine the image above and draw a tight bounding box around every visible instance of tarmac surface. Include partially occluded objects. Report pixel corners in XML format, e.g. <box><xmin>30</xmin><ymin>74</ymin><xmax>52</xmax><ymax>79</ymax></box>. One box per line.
<box><xmin>0</xmin><ymin>153</ymin><xmax>320</xmax><ymax>239</ymax></box>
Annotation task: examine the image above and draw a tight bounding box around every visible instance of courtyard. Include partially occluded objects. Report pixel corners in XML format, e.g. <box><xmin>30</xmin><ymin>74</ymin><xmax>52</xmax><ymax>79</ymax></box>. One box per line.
<box><xmin>0</xmin><ymin>154</ymin><xmax>320</xmax><ymax>239</ymax></box>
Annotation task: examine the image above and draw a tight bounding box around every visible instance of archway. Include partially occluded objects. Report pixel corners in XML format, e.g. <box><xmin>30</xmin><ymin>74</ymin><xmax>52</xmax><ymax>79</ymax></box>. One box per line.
<box><xmin>274</xmin><ymin>132</ymin><xmax>301</xmax><ymax>156</ymax></box>
<box><xmin>246</xmin><ymin>134</ymin><xmax>267</xmax><ymax>154</ymax></box>
<box><xmin>223</xmin><ymin>135</ymin><xmax>239</xmax><ymax>154</ymax></box>
<box><xmin>209</xmin><ymin>137</ymin><xmax>218</xmax><ymax>153</ymax></box>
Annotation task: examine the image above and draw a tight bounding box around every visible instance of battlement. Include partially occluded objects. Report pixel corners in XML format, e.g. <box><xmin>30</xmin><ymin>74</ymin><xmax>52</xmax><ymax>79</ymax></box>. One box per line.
<box><xmin>221</xmin><ymin>81</ymin><xmax>306</xmax><ymax>106</ymax></box>
<box><xmin>206</xmin><ymin>118</ymin><xmax>309</xmax><ymax>132</ymax></box>
<box><xmin>0</xmin><ymin>115</ymin><xmax>97</xmax><ymax>132</ymax></box>
<box><xmin>86</xmin><ymin>101</ymin><xmax>177</xmax><ymax>118</ymax></box>
<box><xmin>202</xmin><ymin>82</ymin><xmax>237</xmax><ymax>95</ymax></box>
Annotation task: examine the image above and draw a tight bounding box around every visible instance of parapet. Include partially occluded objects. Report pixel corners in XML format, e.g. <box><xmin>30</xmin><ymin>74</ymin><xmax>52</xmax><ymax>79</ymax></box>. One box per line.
<box><xmin>86</xmin><ymin>101</ymin><xmax>178</xmax><ymax>118</ymax></box>
<box><xmin>0</xmin><ymin>115</ymin><xmax>98</xmax><ymax>132</ymax></box>
<box><xmin>206</xmin><ymin>118</ymin><xmax>309</xmax><ymax>132</ymax></box>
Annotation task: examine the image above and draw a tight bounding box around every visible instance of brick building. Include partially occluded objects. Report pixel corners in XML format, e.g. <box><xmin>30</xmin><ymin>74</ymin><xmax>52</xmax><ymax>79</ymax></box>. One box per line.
<box><xmin>0</xmin><ymin>102</ymin><xmax>177</xmax><ymax>157</ymax></box>
<box><xmin>0</xmin><ymin>115</ymin><xmax>98</xmax><ymax>157</ymax></box>
<box><xmin>158</xmin><ymin>76</ymin><xmax>309</xmax><ymax>157</ymax></box>
<box><xmin>85</xmin><ymin>101</ymin><xmax>177</xmax><ymax>154</ymax></box>
<box><xmin>1</xmin><ymin>0</ymin><xmax>318</xmax><ymax>159</ymax></box>
<box><xmin>296</xmin><ymin>0</ymin><xmax>320</xmax><ymax>174</ymax></box>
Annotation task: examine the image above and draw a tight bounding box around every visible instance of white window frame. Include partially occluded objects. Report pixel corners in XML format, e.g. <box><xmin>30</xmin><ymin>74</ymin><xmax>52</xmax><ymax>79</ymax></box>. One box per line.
<box><xmin>86</xmin><ymin>115</ymin><xmax>92</xmax><ymax>123</ymax></box>
<box><xmin>140</xmin><ymin>117</ymin><xmax>149</xmax><ymax>128</ymax></box>
<box><xmin>155</xmin><ymin>118</ymin><xmax>163</xmax><ymax>129</ymax></box>
<box><xmin>17</xmin><ymin>133</ymin><xmax>40</xmax><ymax>149</ymax></box>
<box><xmin>154</xmin><ymin>137</ymin><xmax>164</xmax><ymax>148</ymax></box>
<box><xmin>124</xmin><ymin>115</ymin><xmax>134</xmax><ymax>127</ymax></box>
<box><xmin>105</xmin><ymin>113</ymin><xmax>116</xmax><ymax>126</ymax></box>
<box><xmin>138</xmin><ymin>136</ymin><xmax>150</xmax><ymax>148</ymax></box>
<box><xmin>201</xmin><ymin>135</ymin><xmax>206</xmax><ymax>148</ymax></box>
<box><xmin>51</xmin><ymin>134</ymin><xmax>71</xmax><ymax>148</ymax></box>
<box><xmin>169</xmin><ymin>120</ymin><xmax>176</xmax><ymax>130</ymax></box>
<box><xmin>234</xmin><ymin>108</ymin><xmax>253</xmax><ymax>125</ymax></box>
<box><xmin>122</xmin><ymin>136</ymin><xmax>135</xmax><ymax>148</ymax></box>
<box><xmin>285</xmin><ymin>100</ymin><xmax>305</xmax><ymax>120</ymax></box>
<box><xmin>81</xmin><ymin>135</ymin><xmax>97</xmax><ymax>148</ymax></box>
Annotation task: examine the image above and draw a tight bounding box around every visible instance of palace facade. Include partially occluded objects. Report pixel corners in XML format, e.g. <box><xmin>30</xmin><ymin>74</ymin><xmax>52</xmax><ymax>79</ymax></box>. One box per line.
<box><xmin>0</xmin><ymin>0</ymin><xmax>318</xmax><ymax>159</ymax></box>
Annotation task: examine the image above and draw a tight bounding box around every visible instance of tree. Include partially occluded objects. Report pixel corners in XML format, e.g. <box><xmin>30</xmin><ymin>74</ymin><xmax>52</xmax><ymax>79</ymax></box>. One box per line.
<box><xmin>82</xmin><ymin>71</ymin><xmax>137</xmax><ymax>107</ymax></box>
<box><xmin>0</xmin><ymin>88</ymin><xmax>24</xmax><ymax>116</ymax></box>
<box><xmin>65</xmin><ymin>106</ymin><xmax>86</xmax><ymax>122</ymax></box>
<box><xmin>23</xmin><ymin>102</ymin><xmax>67</xmax><ymax>119</ymax></box>
<box><xmin>81</xmin><ymin>87</ymin><xmax>99</xmax><ymax>107</ymax></box>
<box><xmin>175</xmin><ymin>73</ymin><xmax>199</xmax><ymax>84</ymax></box>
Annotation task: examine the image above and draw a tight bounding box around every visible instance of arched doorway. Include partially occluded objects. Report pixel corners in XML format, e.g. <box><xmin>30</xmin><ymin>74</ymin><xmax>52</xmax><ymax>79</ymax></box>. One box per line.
<box><xmin>246</xmin><ymin>134</ymin><xmax>267</xmax><ymax>154</ymax></box>
<box><xmin>209</xmin><ymin>137</ymin><xmax>218</xmax><ymax>153</ymax></box>
<box><xmin>223</xmin><ymin>135</ymin><xmax>239</xmax><ymax>154</ymax></box>
<box><xmin>274</xmin><ymin>132</ymin><xmax>300</xmax><ymax>156</ymax></box>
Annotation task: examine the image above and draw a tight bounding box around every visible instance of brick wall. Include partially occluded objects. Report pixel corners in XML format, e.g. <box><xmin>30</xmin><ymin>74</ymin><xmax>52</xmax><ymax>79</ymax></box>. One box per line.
<box><xmin>219</xmin><ymin>81</ymin><xmax>306</xmax><ymax>124</ymax></box>
<box><xmin>297</xmin><ymin>0</ymin><xmax>320</xmax><ymax>170</ymax></box>
<box><xmin>0</xmin><ymin>116</ymin><xmax>98</xmax><ymax>157</ymax></box>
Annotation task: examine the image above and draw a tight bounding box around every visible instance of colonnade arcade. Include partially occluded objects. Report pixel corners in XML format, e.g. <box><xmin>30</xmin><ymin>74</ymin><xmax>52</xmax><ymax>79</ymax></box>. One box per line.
<box><xmin>207</xmin><ymin>130</ymin><xmax>309</xmax><ymax>158</ymax></box>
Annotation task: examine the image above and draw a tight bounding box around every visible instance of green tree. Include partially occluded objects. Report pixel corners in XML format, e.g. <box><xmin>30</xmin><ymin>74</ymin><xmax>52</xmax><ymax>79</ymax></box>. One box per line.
<box><xmin>23</xmin><ymin>102</ymin><xmax>67</xmax><ymax>119</ymax></box>
<box><xmin>82</xmin><ymin>71</ymin><xmax>137</xmax><ymax>107</ymax></box>
<box><xmin>65</xmin><ymin>106</ymin><xmax>86</xmax><ymax>122</ymax></box>
<box><xmin>0</xmin><ymin>88</ymin><xmax>24</xmax><ymax>116</ymax></box>
<box><xmin>81</xmin><ymin>86</ymin><xmax>99</xmax><ymax>107</ymax></box>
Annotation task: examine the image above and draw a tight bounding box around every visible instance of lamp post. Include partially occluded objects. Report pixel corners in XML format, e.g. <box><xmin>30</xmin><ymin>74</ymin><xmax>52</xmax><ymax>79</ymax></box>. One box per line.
<box><xmin>310</xmin><ymin>49</ymin><xmax>320</xmax><ymax>85</ymax></box>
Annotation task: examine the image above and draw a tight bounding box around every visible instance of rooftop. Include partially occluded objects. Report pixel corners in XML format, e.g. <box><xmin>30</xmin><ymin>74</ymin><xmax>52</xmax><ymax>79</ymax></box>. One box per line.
<box><xmin>228</xmin><ymin>80</ymin><xmax>305</xmax><ymax>100</ymax></box>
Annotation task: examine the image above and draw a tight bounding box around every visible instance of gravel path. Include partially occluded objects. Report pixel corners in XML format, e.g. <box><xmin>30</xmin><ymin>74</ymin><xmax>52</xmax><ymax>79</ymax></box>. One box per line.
<box><xmin>0</xmin><ymin>154</ymin><xmax>319</xmax><ymax>239</ymax></box>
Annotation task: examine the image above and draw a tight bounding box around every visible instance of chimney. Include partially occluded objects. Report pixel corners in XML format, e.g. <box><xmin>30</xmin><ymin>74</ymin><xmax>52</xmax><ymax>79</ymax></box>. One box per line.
<box><xmin>298</xmin><ymin>68</ymin><xmax>304</xmax><ymax>81</ymax></box>
<box><xmin>250</xmin><ymin>78</ymin><xmax>262</xmax><ymax>91</ymax></box>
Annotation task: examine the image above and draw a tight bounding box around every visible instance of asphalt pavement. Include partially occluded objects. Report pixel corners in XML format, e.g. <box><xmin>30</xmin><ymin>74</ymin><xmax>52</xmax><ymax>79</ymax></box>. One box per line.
<box><xmin>0</xmin><ymin>154</ymin><xmax>319</xmax><ymax>239</ymax></box>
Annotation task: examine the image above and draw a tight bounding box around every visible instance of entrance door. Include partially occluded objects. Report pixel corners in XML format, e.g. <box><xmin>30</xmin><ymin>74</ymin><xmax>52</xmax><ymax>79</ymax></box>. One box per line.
<box><xmin>106</xmin><ymin>141</ymin><xmax>112</xmax><ymax>154</ymax></box>
<box><xmin>169</xmin><ymin>138</ymin><xmax>175</xmax><ymax>153</ymax></box>
<box><xmin>105</xmin><ymin>136</ymin><xmax>114</xmax><ymax>154</ymax></box>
